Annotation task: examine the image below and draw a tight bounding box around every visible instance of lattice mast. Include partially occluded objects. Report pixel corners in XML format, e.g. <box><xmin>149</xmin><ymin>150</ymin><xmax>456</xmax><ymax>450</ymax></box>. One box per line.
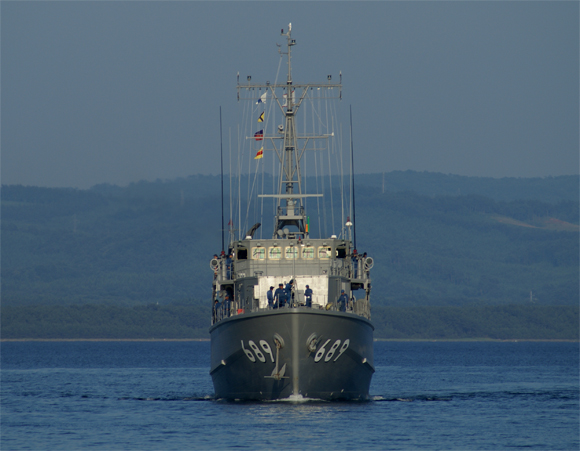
<box><xmin>237</xmin><ymin>23</ymin><xmax>342</xmax><ymax>240</ymax></box>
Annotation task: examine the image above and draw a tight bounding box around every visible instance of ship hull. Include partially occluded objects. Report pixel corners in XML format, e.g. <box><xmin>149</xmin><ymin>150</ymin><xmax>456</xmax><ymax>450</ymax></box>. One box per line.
<box><xmin>210</xmin><ymin>308</ymin><xmax>374</xmax><ymax>401</ymax></box>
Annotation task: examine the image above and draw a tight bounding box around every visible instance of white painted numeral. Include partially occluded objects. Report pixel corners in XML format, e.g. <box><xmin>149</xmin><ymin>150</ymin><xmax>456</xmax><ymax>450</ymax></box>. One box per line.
<box><xmin>334</xmin><ymin>339</ymin><xmax>350</xmax><ymax>361</ymax></box>
<box><xmin>241</xmin><ymin>340</ymin><xmax>255</xmax><ymax>362</ymax></box>
<box><xmin>249</xmin><ymin>340</ymin><xmax>265</xmax><ymax>363</ymax></box>
<box><xmin>314</xmin><ymin>339</ymin><xmax>331</xmax><ymax>362</ymax></box>
<box><xmin>314</xmin><ymin>338</ymin><xmax>350</xmax><ymax>363</ymax></box>
<box><xmin>241</xmin><ymin>339</ymin><xmax>273</xmax><ymax>363</ymax></box>
<box><xmin>259</xmin><ymin>340</ymin><xmax>275</xmax><ymax>363</ymax></box>
<box><xmin>324</xmin><ymin>340</ymin><xmax>341</xmax><ymax>362</ymax></box>
<box><xmin>243</xmin><ymin>337</ymin><xmax>350</xmax><ymax>364</ymax></box>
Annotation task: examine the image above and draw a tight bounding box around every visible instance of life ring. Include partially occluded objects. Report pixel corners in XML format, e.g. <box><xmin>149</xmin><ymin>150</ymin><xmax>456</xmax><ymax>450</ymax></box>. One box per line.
<box><xmin>364</xmin><ymin>257</ymin><xmax>374</xmax><ymax>270</ymax></box>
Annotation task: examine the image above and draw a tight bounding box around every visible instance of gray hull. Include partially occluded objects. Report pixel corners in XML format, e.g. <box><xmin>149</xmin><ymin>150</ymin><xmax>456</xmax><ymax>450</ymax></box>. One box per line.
<box><xmin>210</xmin><ymin>308</ymin><xmax>374</xmax><ymax>401</ymax></box>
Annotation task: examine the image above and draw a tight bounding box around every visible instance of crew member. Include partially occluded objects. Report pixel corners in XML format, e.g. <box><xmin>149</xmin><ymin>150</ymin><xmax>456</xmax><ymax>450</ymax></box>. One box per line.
<box><xmin>267</xmin><ymin>286</ymin><xmax>275</xmax><ymax>309</ymax></box>
<box><xmin>285</xmin><ymin>280</ymin><xmax>294</xmax><ymax>307</ymax></box>
<box><xmin>223</xmin><ymin>293</ymin><xmax>231</xmax><ymax>317</ymax></box>
<box><xmin>213</xmin><ymin>298</ymin><xmax>221</xmax><ymax>322</ymax></box>
<box><xmin>274</xmin><ymin>283</ymin><xmax>286</xmax><ymax>308</ymax></box>
<box><xmin>226</xmin><ymin>254</ymin><xmax>233</xmax><ymax>279</ymax></box>
<box><xmin>338</xmin><ymin>290</ymin><xmax>348</xmax><ymax>312</ymax></box>
<box><xmin>352</xmin><ymin>249</ymin><xmax>358</xmax><ymax>278</ymax></box>
<box><xmin>304</xmin><ymin>285</ymin><xmax>313</xmax><ymax>308</ymax></box>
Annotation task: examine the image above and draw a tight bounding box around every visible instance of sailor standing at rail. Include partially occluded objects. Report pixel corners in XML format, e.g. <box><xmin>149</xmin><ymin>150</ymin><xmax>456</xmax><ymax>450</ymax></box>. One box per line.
<box><xmin>338</xmin><ymin>290</ymin><xmax>348</xmax><ymax>312</ymax></box>
<box><xmin>267</xmin><ymin>286</ymin><xmax>275</xmax><ymax>309</ymax></box>
<box><xmin>274</xmin><ymin>283</ymin><xmax>286</xmax><ymax>308</ymax></box>
<box><xmin>352</xmin><ymin>249</ymin><xmax>358</xmax><ymax>278</ymax></box>
<box><xmin>213</xmin><ymin>298</ymin><xmax>221</xmax><ymax>322</ymax></box>
<box><xmin>304</xmin><ymin>285</ymin><xmax>313</xmax><ymax>308</ymax></box>
<box><xmin>226</xmin><ymin>253</ymin><xmax>233</xmax><ymax>279</ymax></box>
<box><xmin>223</xmin><ymin>293</ymin><xmax>231</xmax><ymax>317</ymax></box>
<box><xmin>285</xmin><ymin>280</ymin><xmax>294</xmax><ymax>307</ymax></box>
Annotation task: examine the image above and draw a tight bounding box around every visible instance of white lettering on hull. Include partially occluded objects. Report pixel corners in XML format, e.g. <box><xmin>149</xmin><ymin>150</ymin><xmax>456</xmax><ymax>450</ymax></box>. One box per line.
<box><xmin>241</xmin><ymin>338</ymin><xmax>350</xmax><ymax>363</ymax></box>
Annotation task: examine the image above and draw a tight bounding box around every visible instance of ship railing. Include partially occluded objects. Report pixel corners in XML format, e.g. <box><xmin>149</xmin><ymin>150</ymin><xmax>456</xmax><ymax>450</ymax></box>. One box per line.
<box><xmin>353</xmin><ymin>299</ymin><xmax>371</xmax><ymax>320</ymax></box>
<box><xmin>329</xmin><ymin>261</ymin><xmax>349</xmax><ymax>277</ymax></box>
<box><xmin>212</xmin><ymin>299</ymin><xmax>240</xmax><ymax>324</ymax></box>
<box><xmin>346</xmin><ymin>255</ymin><xmax>372</xmax><ymax>280</ymax></box>
<box><xmin>321</xmin><ymin>298</ymin><xmax>370</xmax><ymax>319</ymax></box>
<box><xmin>212</xmin><ymin>297</ymin><xmax>371</xmax><ymax>324</ymax></box>
<box><xmin>331</xmin><ymin>259</ymin><xmax>372</xmax><ymax>280</ymax></box>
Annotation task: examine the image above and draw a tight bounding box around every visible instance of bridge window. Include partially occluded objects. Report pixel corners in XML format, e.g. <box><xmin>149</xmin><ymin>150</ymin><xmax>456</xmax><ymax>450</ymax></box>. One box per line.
<box><xmin>251</xmin><ymin>247</ymin><xmax>265</xmax><ymax>260</ymax></box>
<box><xmin>318</xmin><ymin>246</ymin><xmax>332</xmax><ymax>259</ymax></box>
<box><xmin>268</xmin><ymin>247</ymin><xmax>282</xmax><ymax>260</ymax></box>
<box><xmin>285</xmin><ymin>247</ymin><xmax>298</xmax><ymax>259</ymax></box>
<box><xmin>302</xmin><ymin>246</ymin><xmax>315</xmax><ymax>259</ymax></box>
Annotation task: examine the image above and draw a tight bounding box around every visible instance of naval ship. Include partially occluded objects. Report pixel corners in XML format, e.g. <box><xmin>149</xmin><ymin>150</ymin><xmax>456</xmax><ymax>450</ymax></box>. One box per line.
<box><xmin>209</xmin><ymin>25</ymin><xmax>374</xmax><ymax>401</ymax></box>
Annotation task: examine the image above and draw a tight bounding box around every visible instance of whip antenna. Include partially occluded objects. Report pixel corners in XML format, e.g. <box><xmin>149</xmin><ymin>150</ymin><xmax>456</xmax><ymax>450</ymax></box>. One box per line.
<box><xmin>350</xmin><ymin>105</ymin><xmax>357</xmax><ymax>250</ymax></box>
<box><xmin>220</xmin><ymin>106</ymin><xmax>225</xmax><ymax>253</ymax></box>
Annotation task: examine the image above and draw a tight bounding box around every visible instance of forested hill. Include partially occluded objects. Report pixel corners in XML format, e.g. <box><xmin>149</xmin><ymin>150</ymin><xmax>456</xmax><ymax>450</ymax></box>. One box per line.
<box><xmin>355</xmin><ymin>172</ymin><xmax>578</xmax><ymax>203</ymax></box>
<box><xmin>2</xmin><ymin>171</ymin><xmax>578</xmax><ymax>308</ymax></box>
<box><xmin>84</xmin><ymin>171</ymin><xmax>579</xmax><ymax>203</ymax></box>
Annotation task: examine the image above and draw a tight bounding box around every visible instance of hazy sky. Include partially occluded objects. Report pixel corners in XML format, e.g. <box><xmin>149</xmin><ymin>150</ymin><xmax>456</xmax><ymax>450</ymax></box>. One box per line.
<box><xmin>2</xmin><ymin>1</ymin><xmax>578</xmax><ymax>189</ymax></box>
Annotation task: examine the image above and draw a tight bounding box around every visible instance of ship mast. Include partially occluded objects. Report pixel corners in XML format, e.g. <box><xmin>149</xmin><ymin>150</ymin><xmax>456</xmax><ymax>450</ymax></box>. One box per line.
<box><xmin>276</xmin><ymin>23</ymin><xmax>303</xmax><ymax>239</ymax></box>
<box><xmin>237</xmin><ymin>24</ymin><xmax>342</xmax><ymax>240</ymax></box>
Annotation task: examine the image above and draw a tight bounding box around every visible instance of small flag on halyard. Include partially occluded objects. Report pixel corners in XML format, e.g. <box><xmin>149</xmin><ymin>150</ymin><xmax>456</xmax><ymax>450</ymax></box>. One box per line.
<box><xmin>254</xmin><ymin>147</ymin><xmax>264</xmax><ymax>159</ymax></box>
<box><xmin>258</xmin><ymin>112</ymin><xmax>264</xmax><ymax>123</ymax></box>
<box><xmin>254</xmin><ymin>130</ymin><xmax>263</xmax><ymax>141</ymax></box>
<box><xmin>256</xmin><ymin>92</ymin><xmax>267</xmax><ymax>104</ymax></box>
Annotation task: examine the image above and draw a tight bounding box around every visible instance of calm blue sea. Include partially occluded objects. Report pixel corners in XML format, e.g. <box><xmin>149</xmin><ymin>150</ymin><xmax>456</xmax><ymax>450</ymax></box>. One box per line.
<box><xmin>1</xmin><ymin>341</ymin><xmax>578</xmax><ymax>450</ymax></box>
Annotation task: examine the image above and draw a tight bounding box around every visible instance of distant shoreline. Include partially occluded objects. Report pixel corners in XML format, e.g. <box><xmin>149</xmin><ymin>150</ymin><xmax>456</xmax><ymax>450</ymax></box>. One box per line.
<box><xmin>1</xmin><ymin>338</ymin><xmax>577</xmax><ymax>343</ymax></box>
<box><xmin>1</xmin><ymin>338</ymin><xmax>210</xmax><ymax>342</ymax></box>
<box><xmin>373</xmin><ymin>338</ymin><xmax>579</xmax><ymax>342</ymax></box>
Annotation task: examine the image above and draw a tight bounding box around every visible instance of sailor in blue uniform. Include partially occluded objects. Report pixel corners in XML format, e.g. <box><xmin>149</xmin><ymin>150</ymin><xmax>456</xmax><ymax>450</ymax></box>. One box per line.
<box><xmin>274</xmin><ymin>283</ymin><xmax>286</xmax><ymax>308</ymax></box>
<box><xmin>226</xmin><ymin>254</ymin><xmax>233</xmax><ymax>279</ymax></box>
<box><xmin>223</xmin><ymin>294</ymin><xmax>231</xmax><ymax>317</ymax></box>
<box><xmin>338</xmin><ymin>290</ymin><xmax>348</xmax><ymax>312</ymax></box>
<box><xmin>213</xmin><ymin>299</ymin><xmax>221</xmax><ymax>322</ymax></box>
<box><xmin>267</xmin><ymin>286</ymin><xmax>275</xmax><ymax>309</ymax></box>
<box><xmin>285</xmin><ymin>280</ymin><xmax>294</xmax><ymax>307</ymax></box>
<box><xmin>304</xmin><ymin>285</ymin><xmax>313</xmax><ymax>308</ymax></box>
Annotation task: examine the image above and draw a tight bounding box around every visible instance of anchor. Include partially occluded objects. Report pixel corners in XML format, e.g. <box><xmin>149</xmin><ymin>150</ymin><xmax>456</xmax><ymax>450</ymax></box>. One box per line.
<box><xmin>265</xmin><ymin>333</ymin><xmax>288</xmax><ymax>380</ymax></box>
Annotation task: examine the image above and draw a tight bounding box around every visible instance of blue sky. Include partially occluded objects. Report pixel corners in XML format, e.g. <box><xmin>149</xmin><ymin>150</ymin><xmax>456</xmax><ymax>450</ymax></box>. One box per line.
<box><xmin>2</xmin><ymin>1</ymin><xmax>578</xmax><ymax>189</ymax></box>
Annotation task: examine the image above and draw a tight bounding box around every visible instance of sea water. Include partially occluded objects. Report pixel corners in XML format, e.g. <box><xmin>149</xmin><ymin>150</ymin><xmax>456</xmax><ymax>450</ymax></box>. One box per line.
<box><xmin>1</xmin><ymin>341</ymin><xmax>578</xmax><ymax>450</ymax></box>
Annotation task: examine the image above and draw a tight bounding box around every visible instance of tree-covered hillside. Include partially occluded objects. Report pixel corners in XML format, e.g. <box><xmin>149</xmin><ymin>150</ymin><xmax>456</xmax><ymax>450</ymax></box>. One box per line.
<box><xmin>2</xmin><ymin>172</ymin><xmax>578</xmax><ymax>307</ymax></box>
<box><xmin>356</xmin><ymin>189</ymin><xmax>578</xmax><ymax>306</ymax></box>
<box><xmin>356</xmin><ymin>171</ymin><xmax>579</xmax><ymax>203</ymax></box>
<box><xmin>2</xmin><ymin>303</ymin><xmax>577</xmax><ymax>340</ymax></box>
